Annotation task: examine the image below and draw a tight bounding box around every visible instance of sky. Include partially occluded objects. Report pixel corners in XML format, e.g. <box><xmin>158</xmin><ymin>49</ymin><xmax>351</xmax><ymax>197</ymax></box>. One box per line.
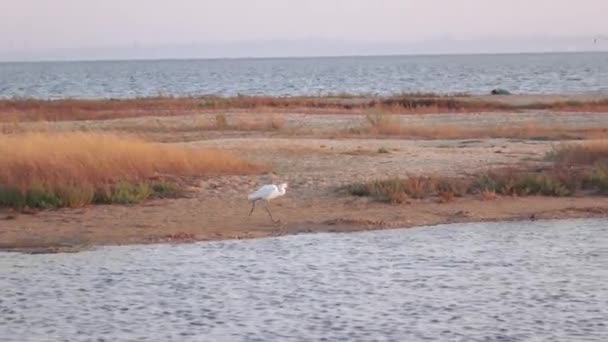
<box><xmin>1</xmin><ymin>0</ymin><xmax>608</xmax><ymax>60</ymax></box>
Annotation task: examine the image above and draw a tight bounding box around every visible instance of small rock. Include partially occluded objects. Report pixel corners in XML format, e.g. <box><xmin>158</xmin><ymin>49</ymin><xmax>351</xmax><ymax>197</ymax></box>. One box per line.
<box><xmin>491</xmin><ymin>88</ymin><xmax>511</xmax><ymax>95</ymax></box>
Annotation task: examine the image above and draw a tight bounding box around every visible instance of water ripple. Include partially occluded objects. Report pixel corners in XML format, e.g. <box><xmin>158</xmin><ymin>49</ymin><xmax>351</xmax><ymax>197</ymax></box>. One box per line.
<box><xmin>1</xmin><ymin>219</ymin><xmax>607</xmax><ymax>341</ymax></box>
<box><xmin>1</xmin><ymin>53</ymin><xmax>608</xmax><ymax>99</ymax></box>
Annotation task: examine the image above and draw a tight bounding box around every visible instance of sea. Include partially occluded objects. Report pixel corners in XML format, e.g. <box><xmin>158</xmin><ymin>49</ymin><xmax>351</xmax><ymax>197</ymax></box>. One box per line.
<box><xmin>1</xmin><ymin>52</ymin><xmax>607</xmax><ymax>99</ymax></box>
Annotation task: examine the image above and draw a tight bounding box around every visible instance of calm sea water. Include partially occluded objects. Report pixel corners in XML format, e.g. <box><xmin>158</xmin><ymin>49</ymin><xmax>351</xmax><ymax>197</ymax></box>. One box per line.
<box><xmin>1</xmin><ymin>53</ymin><xmax>608</xmax><ymax>99</ymax></box>
<box><xmin>1</xmin><ymin>219</ymin><xmax>607</xmax><ymax>341</ymax></box>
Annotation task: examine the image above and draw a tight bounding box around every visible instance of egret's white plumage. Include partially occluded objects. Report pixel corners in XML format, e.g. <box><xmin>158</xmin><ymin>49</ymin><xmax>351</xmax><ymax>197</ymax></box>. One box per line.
<box><xmin>247</xmin><ymin>183</ymin><xmax>287</xmax><ymax>223</ymax></box>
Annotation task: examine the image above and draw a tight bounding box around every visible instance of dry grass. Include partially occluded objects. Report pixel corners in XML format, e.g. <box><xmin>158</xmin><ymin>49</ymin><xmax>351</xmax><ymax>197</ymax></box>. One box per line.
<box><xmin>548</xmin><ymin>141</ymin><xmax>608</xmax><ymax>166</ymax></box>
<box><xmin>545</xmin><ymin>141</ymin><xmax>608</xmax><ymax>194</ymax></box>
<box><xmin>347</xmin><ymin>113</ymin><xmax>608</xmax><ymax>140</ymax></box>
<box><xmin>0</xmin><ymin>132</ymin><xmax>264</xmax><ymax>209</ymax></box>
<box><xmin>469</xmin><ymin>168</ymin><xmax>576</xmax><ymax>197</ymax></box>
<box><xmin>479</xmin><ymin>190</ymin><xmax>498</xmax><ymax>201</ymax></box>
<box><xmin>529</xmin><ymin>99</ymin><xmax>608</xmax><ymax>112</ymax></box>
<box><xmin>344</xmin><ymin>176</ymin><xmax>467</xmax><ymax>204</ymax></box>
<box><xmin>0</xmin><ymin>97</ymin><xmax>203</xmax><ymax>122</ymax></box>
<box><xmin>220</xmin><ymin>114</ymin><xmax>285</xmax><ymax>131</ymax></box>
<box><xmin>344</xmin><ymin>159</ymin><xmax>608</xmax><ymax>203</ymax></box>
<box><xmin>2</xmin><ymin>95</ymin><xmax>608</xmax><ymax>123</ymax></box>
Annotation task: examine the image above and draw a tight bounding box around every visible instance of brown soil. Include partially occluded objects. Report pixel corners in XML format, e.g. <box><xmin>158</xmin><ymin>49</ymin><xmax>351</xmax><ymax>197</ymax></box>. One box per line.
<box><xmin>2</xmin><ymin>96</ymin><xmax>608</xmax><ymax>253</ymax></box>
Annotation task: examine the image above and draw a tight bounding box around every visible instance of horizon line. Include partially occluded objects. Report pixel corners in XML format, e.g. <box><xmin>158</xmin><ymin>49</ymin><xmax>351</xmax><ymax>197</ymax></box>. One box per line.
<box><xmin>2</xmin><ymin>49</ymin><xmax>608</xmax><ymax>64</ymax></box>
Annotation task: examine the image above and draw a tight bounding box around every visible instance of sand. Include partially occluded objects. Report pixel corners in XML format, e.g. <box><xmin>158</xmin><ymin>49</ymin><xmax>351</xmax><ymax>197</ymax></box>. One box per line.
<box><xmin>2</xmin><ymin>95</ymin><xmax>608</xmax><ymax>253</ymax></box>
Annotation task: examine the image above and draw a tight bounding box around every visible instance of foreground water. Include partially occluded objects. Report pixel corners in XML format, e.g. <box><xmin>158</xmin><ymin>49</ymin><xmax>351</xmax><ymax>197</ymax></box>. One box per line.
<box><xmin>1</xmin><ymin>52</ymin><xmax>608</xmax><ymax>99</ymax></box>
<box><xmin>1</xmin><ymin>219</ymin><xmax>607</xmax><ymax>341</ymax></box>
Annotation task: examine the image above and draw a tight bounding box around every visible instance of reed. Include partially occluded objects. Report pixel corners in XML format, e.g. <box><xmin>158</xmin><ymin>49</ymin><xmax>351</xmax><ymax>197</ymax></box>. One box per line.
<box><xmin>0</xmin><ymin>132</ymin><xmax>264</xmax><ymax>209</ymax></box>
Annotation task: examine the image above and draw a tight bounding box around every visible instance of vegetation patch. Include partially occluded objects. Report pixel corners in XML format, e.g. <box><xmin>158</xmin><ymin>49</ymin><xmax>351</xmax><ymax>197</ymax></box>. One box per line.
<box><xmin>345</xmin><ymin>112</ymin><xmax>607</xmax><ymax>140</ymax></box>
<box><xmin>3</xmin><ymin>95</ymin><xmax>608</xmax><ymax>123</ymax></box>
<box><xmin>0</xmin><ymin>132</ymin><xmax>264</xmax><ymax>210</ymax></box>
<box><xmin>547</xmin><ymin>141</ymin><xmax>608</xmax><ymax>166</ymax></box>
<box><xmin>343</xmin><ymin>153</ymin><xmax>608</xmax><ymax>203</ymax></box>
<box><xmin>344</xmin><ymin>176</ymin><xmax>466</xmax><ymax>204</ymax></box>
<box><xmin>213</xmin><ymin>113</ymin><xmax>285</xmax><ymax>131</ymax></box>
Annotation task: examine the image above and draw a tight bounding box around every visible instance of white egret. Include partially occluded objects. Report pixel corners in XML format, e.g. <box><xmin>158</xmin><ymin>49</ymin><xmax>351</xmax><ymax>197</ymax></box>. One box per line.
<box><xmin>247</xmin><ymin>183</ymin><xmax>288</xmax><ymax>223</ymax></box>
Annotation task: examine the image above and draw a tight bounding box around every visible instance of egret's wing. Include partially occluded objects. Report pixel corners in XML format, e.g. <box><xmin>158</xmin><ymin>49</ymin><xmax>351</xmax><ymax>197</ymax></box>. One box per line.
<box><xmin>248</xmin><ymin>184</ymin><xmax>277</xmax><ymax>200</ymax></box>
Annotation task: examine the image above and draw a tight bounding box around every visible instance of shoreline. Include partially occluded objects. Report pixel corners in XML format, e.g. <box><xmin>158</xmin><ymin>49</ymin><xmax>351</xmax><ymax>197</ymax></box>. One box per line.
<box><xmin>2</xmin><ymin>195</ymin><xmax>608</xmax><ymax>254</ymax></box>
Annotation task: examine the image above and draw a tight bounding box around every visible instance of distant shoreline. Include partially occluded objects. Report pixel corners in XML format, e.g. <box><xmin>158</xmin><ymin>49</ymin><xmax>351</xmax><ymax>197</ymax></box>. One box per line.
<box><xmin>2</xmin><ymin>50</ymin><xmax>608</xmax><ymax>64</ymax></box>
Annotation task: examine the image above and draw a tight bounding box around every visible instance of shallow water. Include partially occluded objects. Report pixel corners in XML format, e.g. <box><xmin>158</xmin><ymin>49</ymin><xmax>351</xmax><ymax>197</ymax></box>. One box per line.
<box><xmin>1</xmin><ymin>53</ymin><xmax>608</xmax><ymax>99</ymax></box>
<box><xmin>1</xmin><ymin>219</ymin><xmax>607</xmax><ymax>341</ymax></box>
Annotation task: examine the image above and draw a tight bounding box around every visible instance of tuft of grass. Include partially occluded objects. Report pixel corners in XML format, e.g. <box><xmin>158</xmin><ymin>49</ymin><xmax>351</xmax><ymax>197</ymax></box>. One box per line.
<box><xmin>513</xmin><ymin>174</ymin><xmax>572</xmax><ymax>196</ymax></box>
<box><xmin>377</xmin><ymin>147</ymin><xmax>390</xmax><ymax>154</ymax></box>
<box><xmin>436</xmin><ymin>177</ymin><xmax>469</xmax><ymax>198</ymax></box>
<box><xmin>470</xmin><ymin>168</ymin><xmax>574</xmax><ymax>197</ymax></box>
<box><xmin>362</xmin><ymin>112</ymin><xmax>403</xmax><ymax>135</ymax></box>
<box><xmin>586</xmin><ymin>163</ymin><xmax>608</xmax><ymax>194</ymax></box>
<box><xmin>0</xmin><ymin>132</ymin><xmax>264</xmax><ymax>210</ymax></box>
<box><xmin>403</xmin><ymin>176</ymin><xmax>437</xmax><ymax>199</ymax></box>
<box><xmin>479</xmin><ymin>190</ymin><xmax>498</xmax><ymax>201</ymax></box>
<box><xmin>25</xmin><ymin>184</ymin><xmax>64</xmax><ymax>209</ymax></box>
<box><xmin>215</xmin><ymin>114</ymin><xmax>228</xmax><ymax>129</ymax></box>
<box><xmin>0</xmin><ymin>186</ymin><xmax>26</xmax><ymax>209</ymax></box>
<box><xmin>150</xmin><ymin>181</ymin><xmax>182</xmax><ymax>198</ymax></box>
<box><xmin>344</xmin><ymin>176</ymin><xmax>442</xmax><ymax>203</ymax></box>
<box><xmin>345</xmin><ymin>178</ymin><xmax>408</xmax><ymax>204</ymax></box>
<box><xmin>232</xmin><ymin>114</ymin><xmax>285</xmax><ymax>131</ymax></box>
<box><xmin>93</xmin><ymin>182</ymin><xmax>153</xmax><ymax>205</ymax></box>
<box><xmin>548</xmin><ymin>141</ymin><xmax>608</xmax><ymax>166</ymax></box>
<box><xmin>470</xmin><ymin>168</ymin><xmax>522</xmax><ymax>195</ymax></box>
<box><xmin>209</xmin><ymin>113</ymin><xmax>285</xmax><ymax>131</ymax></box>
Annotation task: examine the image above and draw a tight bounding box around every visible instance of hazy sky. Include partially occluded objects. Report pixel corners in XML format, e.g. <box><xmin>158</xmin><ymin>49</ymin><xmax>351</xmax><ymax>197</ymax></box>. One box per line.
<box><xmin>1</xmin><ymin>0</ymin><xmax>607</xmax><ymax>59</ymax></box>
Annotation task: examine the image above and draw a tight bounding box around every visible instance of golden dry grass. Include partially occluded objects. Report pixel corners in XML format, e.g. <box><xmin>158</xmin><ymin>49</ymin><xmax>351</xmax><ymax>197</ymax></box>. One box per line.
<box><xmin>0</xmin><ymin>132</ymin><xmax>264</xmax><ymax>208</ymax></box>
<box><xmin>216</xmin><ymin>114</ymin><xmax>285</xmax><ymax>131</ymax></box>
<box><xmin>0</xmin><ymin>97</ymin><xmax>202</xmax><ymax>122</ymax></box>
<box><xmin>347</xmin><ymin>114</ymin><xmax>608</xmax><ymax>140</ymax></box>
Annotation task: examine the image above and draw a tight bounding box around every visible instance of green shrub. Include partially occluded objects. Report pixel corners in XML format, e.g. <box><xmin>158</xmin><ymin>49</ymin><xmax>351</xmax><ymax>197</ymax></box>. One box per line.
<box><xmin>25</xmin><ymin>185</ymin><xmax>63</xmax><ymax>209</ymax></box>
<box><xmin>587</xmin><ymin>163</ymin><xmax>608</xmax><ymax>193</ymax></box>
<box><xmin>94</xmin><ymin>182</ymin><xmax>152</xmax><ymax>205</ymax></box>
<box><xmin>0</xmin><ymin>185</ymin><xmax>26</xmax><ymax>209</ymax></box>
<box><xmin>513</xmin><ymin>174</ymin><xmax>572</xmax><ymax>196</ymax></box>
<box><xmin>151</xmin><ymin>181</ymin><xmax>182</xmax><ymax>198</ymax></box>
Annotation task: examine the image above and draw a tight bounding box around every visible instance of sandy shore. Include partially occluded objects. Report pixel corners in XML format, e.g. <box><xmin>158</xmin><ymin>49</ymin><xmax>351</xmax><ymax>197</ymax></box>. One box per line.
<box><xmin>2</xmin><ymin>95</ymin><xmax>608</xmax><ymax>253</ymax></box>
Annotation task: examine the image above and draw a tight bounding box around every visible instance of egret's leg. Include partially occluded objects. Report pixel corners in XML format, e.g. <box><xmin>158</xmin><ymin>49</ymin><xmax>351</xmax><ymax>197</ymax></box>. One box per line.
<box><xmin>264</xmin><ymin>201</ymin><xmax>280</xmax><ymax>223</ymax></box>
<box><xmin>249</xmin><ymin>200</ymin><xmax>257</xmax><ymax>216</ymax></box>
